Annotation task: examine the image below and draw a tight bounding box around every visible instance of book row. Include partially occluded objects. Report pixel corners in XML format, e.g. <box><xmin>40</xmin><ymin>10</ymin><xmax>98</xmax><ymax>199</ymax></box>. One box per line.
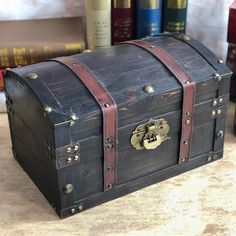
<box><xmin>87</xmin><ymin>0</ymin><xmax>188</xmax><ymax>49</ymax></box>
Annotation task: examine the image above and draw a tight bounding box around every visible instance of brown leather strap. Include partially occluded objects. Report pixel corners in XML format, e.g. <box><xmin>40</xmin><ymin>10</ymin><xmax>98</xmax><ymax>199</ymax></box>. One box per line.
<box><xmin>123</xmin><ymin>40</ymin><xmax>196</xmax><ymax>164</ymax></box>
<box><xmin>52</xmin><ymin>57</ymin><xmax>118</xmax><ymax>191</ymax></box>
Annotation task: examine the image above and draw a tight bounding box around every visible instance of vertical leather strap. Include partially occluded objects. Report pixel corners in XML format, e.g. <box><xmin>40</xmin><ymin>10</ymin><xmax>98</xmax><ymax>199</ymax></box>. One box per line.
<box><xmin>122</xmin><ymin>40</ymin><xmax>196</xmax><ymax>164</ymax></box>
<box><xmin>52</xmin><ymin>57</ymin><xmax>118</xmax><ymax>191</ymax></box>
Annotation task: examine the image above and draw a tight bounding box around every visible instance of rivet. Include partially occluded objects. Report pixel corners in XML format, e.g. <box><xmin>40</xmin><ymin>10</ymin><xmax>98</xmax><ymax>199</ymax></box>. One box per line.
<box><xmin>71</xmin><ymin>114</ymin><xmax>78</xmax><ymax>121</ymax></box>
<box><xmin>217</xmin><ymin>130</ymin><xmax>224</xmax><ymax>139</ymax></box>
<box><xmin>186</xmin><ymin>112</ymin><xmax>191</xmax><ymax>117</ymax></box>
<box><xmin>183</xmin><ymin>140</ymin><xmax>188</xmax><ymax>145</ymax></box>
<box><xmin>44</xmin><ymin>106</ymin><xmax>52</xmax><ymax>113</ymax></box>
<box><xmin>107</xmin><ymin>183</ymin><xmax>113</xmax><ymax>189</ymax></box>
<box><xmin>107</xmin><ymin>144</ymin><xmax>113</xmax><ymax>149</ymax></box>
<box><xmin>143</xmin><ymin>85</ymin><xmax>154</xmax><ymax>94</ymax></box>
<box><xmin>74</xmin><ymin>155</ymin><xmax>80</xmax><ymax>161</ymax></box>
<box><xmin>185</xmin><ymin>80</ymin><xmax>191</xmax><ymax>84</ymax></box>
<box><xmin>181</xmin><ymin>35</ymin><xmax>191</xmax><ymax>41</ymax></box>
<box><xmin>219</xmin><ymin>98</ymin><xmax>223</xmax><ymax>103</ymax></box>
<box><xmin>212</xmin><ymin>100</ymin><xmax>218</xmax><ymax>106</ymax></box>
<box><xmin>181</xmin><ymin>157</ymin><xmax>187</xmax><ymax>162</ymax></box>
<box><xmin>70</xmin><ymin>121</ymin><xmax>75</xmax><ymax>126</ymax></box>
<box><xmin>218</xmin><ymin>59</ymin><xmax>224</xmax><ymax>64</ymax></box>
<box><xmin>27</xmin><ymin>72</ymin><xmax>38</xmax><ymax>80</ymax></box>
<box><xmin>74</xmin><ymin>145</ymin><xmax>80</xmax><ymax>151</ymax></box>
<box><xmin>78</xmin><ymin>203</ymin><xmax>84</xmax><ymax>211</ymax></box>
<box><xmin>150</xmin><ymin>45</ymin><xmax>155</xmax><ymax>48</ymax></box>
<box><xmin>212</xmin><ymin>72</ymin><xmax>222</xmax><ymax>82</ymax></box>
<box><xmin>107</xmin><ymin>166</ymin><xmax>113</xmax><ymax>172</ymax></box>
<box><xmin>104</xmin><ymin>103</ymin><xmax>110</xmax><ymax>108</ymax></box>
<box><xmin>67</xmin><ymin>157</ymin><xmax>73</xmax><ymax>164</ymax></box>
<box><xmin>185</xmin><ymin>119</ymin><xmax>190</xmax><ymax>125</ymax></box>
<box><xmin>71</xmin><ymin>208</ymin><xmax>76</xmax><ymax>214</ymax></box>
<box><xmin>66</xmin><ymin>147</ymin><xmax>72</xmax><ymax>153</ymax></box>
<box><xmin>208</xmin><ymin>156</ymin><xmax>213</xmax><ymax>162</ymax></box>
<box><xmin>212</xmin><ymin>110</ymin><xmax>216</xmax><ymax>117</ymax></box>
<box><xmin>63</xmin><ymin>184</ymin><xmax>73</xmax><ymax>194</ymax></box>
<box><xmin>217</xmin><ymin>109</ymin><xmax>222</xmax><ymax>115</ymax></box>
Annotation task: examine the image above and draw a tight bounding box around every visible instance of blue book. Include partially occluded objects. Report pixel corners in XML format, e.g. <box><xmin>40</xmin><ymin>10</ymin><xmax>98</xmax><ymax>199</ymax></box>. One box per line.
<box><xmin>136</xmin><ymin>0</ymin><xmax>162</xmax><ymax>38</ymax></box>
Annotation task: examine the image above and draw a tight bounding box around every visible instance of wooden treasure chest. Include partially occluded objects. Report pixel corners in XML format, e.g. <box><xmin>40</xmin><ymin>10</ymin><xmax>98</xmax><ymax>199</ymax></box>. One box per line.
<box><xmin>4</xmin><ymin>35</ymin><xmax>232</xmax><ymax>218</ymax></box>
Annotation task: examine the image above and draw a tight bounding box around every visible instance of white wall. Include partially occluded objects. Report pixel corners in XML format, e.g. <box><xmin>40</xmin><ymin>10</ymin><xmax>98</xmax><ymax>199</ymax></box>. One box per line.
<box><xmin>0</xmin><ymin>0</ymin><xmax>234</xmax><ymax>61</ymax></box>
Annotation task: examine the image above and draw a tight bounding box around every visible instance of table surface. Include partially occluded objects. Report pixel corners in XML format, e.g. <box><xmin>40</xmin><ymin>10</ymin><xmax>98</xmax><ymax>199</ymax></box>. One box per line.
<box><xmin>0</xmin><ymin>103</ymin><xmax>236</xmax><ymax>236</ymax></box>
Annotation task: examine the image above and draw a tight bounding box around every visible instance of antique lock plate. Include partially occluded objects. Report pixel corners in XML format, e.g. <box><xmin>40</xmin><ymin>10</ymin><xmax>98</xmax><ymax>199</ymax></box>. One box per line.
<box><xmin>131</xmin><ymin>118</ymin><xmax>170</xmax><ymax>150</ymax></box>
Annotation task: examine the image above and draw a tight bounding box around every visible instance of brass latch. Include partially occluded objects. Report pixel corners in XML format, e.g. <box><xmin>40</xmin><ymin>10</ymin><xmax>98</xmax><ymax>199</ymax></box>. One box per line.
<box><xmin>130</xmin><ymin>118</ymin><xmax>170</xmax><ymax>150</ymax></box>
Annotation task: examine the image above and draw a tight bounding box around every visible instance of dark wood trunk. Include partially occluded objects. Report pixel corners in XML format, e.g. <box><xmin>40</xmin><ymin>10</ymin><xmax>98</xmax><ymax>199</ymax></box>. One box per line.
<box><xmin>4</xmin><ymin>34</ymin><xmax>232</xmax><ymax>218</ymax></box>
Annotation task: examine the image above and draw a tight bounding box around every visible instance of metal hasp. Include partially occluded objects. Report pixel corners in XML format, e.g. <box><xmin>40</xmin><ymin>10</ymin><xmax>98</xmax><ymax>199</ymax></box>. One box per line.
<box><xmin>131</xmin><ymin>118</ymin><xmax>170</xmax><ymax>150</ymax></box>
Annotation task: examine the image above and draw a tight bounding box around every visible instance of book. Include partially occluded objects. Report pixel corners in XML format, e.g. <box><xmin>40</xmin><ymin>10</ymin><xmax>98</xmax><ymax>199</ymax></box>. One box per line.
<box><xmin>112</xmin><ymin>0</ymin><xmax>135</xmax><ymax>44</ymax></box>
<box><xmin>136</xmin><ymin>0</ymin><xmax>162</xmax><ymax>39</ymax></box>
<box><xmin>86</xmin><ymin>0</ymin><xmax>111</xmax><ymax>49</ymax></box>
<box><xmin>0</xmin><ymin>17</ymin><xmax>85</xmax><ymax>67</ymax></box>
<box><xmin>162</xmin><ymin>0</ymin><xmax>188</xmax><ymax>33</ymax></box>
<box><xmin>227</xmin><ymin>1</ymin><xmax>236</xmax><ymax>101</ymax></box>
<box><xmin>0</xmin><ymin>68</ymin><xmax>4</xmax><ymax>91</ymax></box>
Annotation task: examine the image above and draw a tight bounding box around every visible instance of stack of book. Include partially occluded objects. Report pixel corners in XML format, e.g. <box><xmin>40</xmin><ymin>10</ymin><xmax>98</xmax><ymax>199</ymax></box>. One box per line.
<box><xmin>227</xmin><ymin>0</ymin><xmax>236</xmax><ymax>101</ymax></box>
<box><xmin>86</xmin><ymin>0</ymin><xmax>188</xmax><ymax>49</ymax></box>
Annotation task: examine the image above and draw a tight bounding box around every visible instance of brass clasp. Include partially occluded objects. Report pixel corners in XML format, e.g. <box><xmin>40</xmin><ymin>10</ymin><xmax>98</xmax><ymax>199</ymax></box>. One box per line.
<box><xmin>130</xmin><ymin>118</ymin><xmax>170</xmax><ymax>150</ymax></box>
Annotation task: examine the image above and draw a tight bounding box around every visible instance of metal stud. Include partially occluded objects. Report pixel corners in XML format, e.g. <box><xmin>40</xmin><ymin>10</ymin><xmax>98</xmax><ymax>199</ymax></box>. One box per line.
<box><xmin>212</xmin><ymin>100</ymin><xmax>218</xmax><ymax>107</ymax></box>
<box><xmin>104</xmin><ymin>103</ymin><xmax>110</xmax><ymax>108</ymax></box>
<box><xmin>186</xmin><ymin>112</ymin><xmax>191</xmax><ymax>117</ymax></box>
<box><xmin>78</xmin><ymin>203</ymin><xmax>84</xmax><ymax>211</ymax></box>
<box><xmin>63</xmin><ymin>184</ymin><xmax>73</xmax><ymax>194</ymax></box>
<box><xmin>107</xmin><ymin>166</ymin><xmax>113</xmax><ymax>172</ymax></box>
<box><xmin>207</xmin><ymin>156</ymin><xmax>213</xmax><ymax>162</ymax></box>
<box><xmin>107</xmin><ymin>183</ymin><xmax>113</xmax><ymax>189</ymax></box>
<box><xmin>217</xmin><ymin>109</ymin><xmax>222</xmax><ymax>115</ymax></box>
<box><xmin>74</xmin><ymin>145</ymin><xmax>80</xmax><ymax>151</ymax></box>
<box><xmin>217</xmin><ymin>130</ymin><xmax>224</xmax><ymax>139</ymax></box>
<box><xmin>181</xmin><ymin>35</ymin><xmax>191</xmax><ymax>41</ymax></box>
<box><xmin>185</xmin><ymin>80</ymin><xmax>191</xmax><ymax>84</ymax></box>
<box><xmin>74</xmin><ymin>155</ymin><xmax>80</xmax><ymax>161</ymax></box>
<box><xmin>70</xmin><ymin>121</ymin><xmax>76</xmax><ymax>127</ymax></box>
<box><xmin>212</xmin><ymin>110</ymin><xmax>216</xmax><ymax>117</ymax></box>
<box><xmin>67</xmin><ymin>157</ymin><xmax>73</xmax><ymax>164</ymax></box>
<box><xmin>66</xmin><ymin>147</ymin><xmax>72</xmax><ymax>153</ymax></box>
<box><xmin>180</xmin><ymin>157</ymin><xmax>187</xmax><ymax>162</ymax></box>
<box><xmin>219</xmin><ymin>98</ymin><xmax>223</xmax><ymax>103</ymax></box>
<box><xmin>185</xmin><ymin>120</ymin><xmax>190</xmax><ymax>125</ymax></box>
<box><xmin>44</xmin><ymin>106</ymin><xmax>52</xmax><ymax>113</ymax></box>
<box><xmin>27</xmin><ymin>72</ymin><xmax>38</xmax><ymax>80</ymax></box>
<box><xmin>218</xmin><ymin>59</ymin><xmax>224</xmax><ymax>64</ymax></box>
<box><xmin>71</xmin><ymin>114</ymin><xmax>78</xmax><ymax>121</ymax></box>
<box><xmin>150</xmin><ymin>45</ymin><xmax>155</xmax><ymax>48</ymax></box>
<box><xmin>143</xmin><ymin>85</ymin><xmax>154</xmax><ymax>94</ymax></box>
<box><xmin>212</xmin><ymin>72</ymin><xmax>222</xmax><ymax>82</ymax></box>
<box><xmin>107</xmin><ymin>144</ymin><xmax>113</xmax><ymax>149</ymax></box>
<box><xmin>71</xmin><ymin>208</ymin><xmax>76</xmax><ymax>214</ymax></box>
<box><xmin>183</xmin><ymin>140</ymin><xmax>188</xmax><ymax>145</ymax></box>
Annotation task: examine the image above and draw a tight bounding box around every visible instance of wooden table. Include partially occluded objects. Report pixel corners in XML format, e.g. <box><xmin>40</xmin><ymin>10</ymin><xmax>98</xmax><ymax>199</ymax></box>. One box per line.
<box><xmin>0</xmin><ymin>103</ymin><xmax>236</xmax><ymax>236</ymax></box>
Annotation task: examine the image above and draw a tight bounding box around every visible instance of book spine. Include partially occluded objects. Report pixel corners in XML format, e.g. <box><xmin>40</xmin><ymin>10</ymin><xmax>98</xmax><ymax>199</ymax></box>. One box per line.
<box><xmin>86</xmin><ymin>0</ymin><xmax>111</xmax><ymax>49</ymax></box>
<box><xmin>162</xmin><ymin>0</ymin><xmax>188</xmax><ymax>33</ymax></box>
<box><xmin>136</xmin><ymin>0</ymin><xmax>162</xmax><ymax>39</ymax></box>
<box><xmin>228</xmin><ymin>2</ymin><xmax>236</xmax><ymax>43</ymax></box>
<box><xmin>0</xmin><ymin>42</ymin><xmax>84</xmax><ymax>67</ymax></box>
<box><xmin>0</xmin><ymin>68</ymin><xmax>4</xmax><ymax>91</ymax></box>
<box><xmin>112</xmin><ymin>0</ymin><xmax>135</xmax><ymax>44</ymax></box>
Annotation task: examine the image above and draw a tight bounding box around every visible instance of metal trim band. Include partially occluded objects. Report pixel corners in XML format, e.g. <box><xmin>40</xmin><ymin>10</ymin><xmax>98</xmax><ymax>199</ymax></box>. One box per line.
<box><xmin>122</xmin><ymin>40</ymin><xmax>196</xmax><ymax>164</ymax></box>
<box><xmin>52</xmin><ymin>57</ymin><xmax>118</xmax><ymax>191</ymax></box>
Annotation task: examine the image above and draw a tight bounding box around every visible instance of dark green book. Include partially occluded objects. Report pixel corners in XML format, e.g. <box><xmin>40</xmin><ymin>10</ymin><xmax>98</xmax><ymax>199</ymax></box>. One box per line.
<box><xmin>162</xmin><ymin>0</ymin><xmax>188</xmax><ymax>33</ymax></box>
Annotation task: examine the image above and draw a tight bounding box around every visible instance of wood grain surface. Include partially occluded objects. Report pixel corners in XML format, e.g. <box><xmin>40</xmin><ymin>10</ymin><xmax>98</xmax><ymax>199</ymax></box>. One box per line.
<box><xmin>0</xmin><ymin>102</ymin><xmax>236</xmax><ymax>235</ymax></box>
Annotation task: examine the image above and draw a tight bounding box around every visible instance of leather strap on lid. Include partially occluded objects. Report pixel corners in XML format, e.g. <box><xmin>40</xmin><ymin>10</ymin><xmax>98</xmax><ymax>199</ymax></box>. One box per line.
<box><xmin>123</xmin><ymin>40</ymin><xmax>196</xmax><ymax>164</ymax></box>
<box><xmin>52</xmin><ymin>57</ymin><xmax>118</xmax><ymax>191</ymax></box>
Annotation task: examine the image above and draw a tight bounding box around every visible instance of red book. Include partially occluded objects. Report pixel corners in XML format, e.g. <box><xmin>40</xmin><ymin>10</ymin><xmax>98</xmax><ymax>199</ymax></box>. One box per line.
<box><xmin>0</xmin><ymin>68</ymin><xmax>4</xmax><ymax>91</ymax></box>
<box><xmin>228</xmin><ymin>0</ymin><xmax>236</xmax><ymax>43</ymax></box>
<box><xmin>112</xmin><ymin>0</ymin><xmax>135</xmax><ymax>44</ymax></box>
